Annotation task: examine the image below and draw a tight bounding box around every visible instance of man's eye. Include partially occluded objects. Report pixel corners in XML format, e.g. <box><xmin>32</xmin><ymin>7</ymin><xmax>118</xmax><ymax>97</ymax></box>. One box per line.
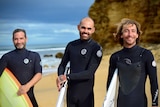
<box><xmin>88</xmin><ymin>28</ymin><xmax>91</xmax><ymax>30</ymax></box>
<box><xmin>123</xmin><ymin>30</ymin><xmax>128</xmax><ymax>33</ymax></box>
<box><xmin>132</xmin><ymin>30</ymin><xmax>136</xmax><ymax>33</ymax></box>
<box><xmin>81</xmin><ymin>27</ymin><xmax>85</xmax><ymax>29</ymax></box>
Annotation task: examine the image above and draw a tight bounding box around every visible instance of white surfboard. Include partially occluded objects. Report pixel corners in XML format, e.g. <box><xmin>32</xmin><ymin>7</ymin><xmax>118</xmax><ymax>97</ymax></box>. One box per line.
<box><xmin>102</xmin><ymin>68</ymin><xmax>118</xmax><ymax>107</ymax></box>
<box><xmin>56</xmin><ymin>67</ymin><xmax>70</xmax><ymax>107</ymax></box>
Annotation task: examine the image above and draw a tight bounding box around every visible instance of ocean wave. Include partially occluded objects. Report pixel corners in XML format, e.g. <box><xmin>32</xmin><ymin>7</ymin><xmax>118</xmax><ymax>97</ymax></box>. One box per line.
<box><xmin>31</xmin><ymin>47</ymin><xmax>65</xmax><ymax>52</ymax></box>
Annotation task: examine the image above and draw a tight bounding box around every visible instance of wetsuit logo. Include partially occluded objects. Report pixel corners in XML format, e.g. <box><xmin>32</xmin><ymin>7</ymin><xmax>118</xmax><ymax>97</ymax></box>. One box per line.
<box><xmin>24</xmin><ymin>58</ymin><xmax>29</xmax><ymax>64</ymax></box>
<box><xmin>97</xmin><ymin>50</ymin><xmax>102</xmax><ymax>57</ymax></box>
<box><xmin>124</xmin><ymin>58</ymin><xmax>132</xmax><ymax>65</ymax></box>
<box><xmin>152</xmin><ymin>60</ymin><xmax>156</xmax><ymax>67</ymax></box>
<box><xmin>81</xmin><ymin>48</ymin><xmax>87</xmax><ymax>55</ymax></box>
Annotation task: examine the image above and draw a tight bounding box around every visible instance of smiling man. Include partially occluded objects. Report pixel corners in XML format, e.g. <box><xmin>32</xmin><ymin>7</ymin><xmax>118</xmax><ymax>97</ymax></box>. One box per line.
<box><xmin>106</xmin><ymin>18</ymin><xmax>159</xmax><ymax>107</ymax></box>
<box><xmin>0</xmin><ymin>28</ymin><xmax>42</xmax><ymax>107</ymax></box>
<box><xmin>56</xmin><ymin>17</ymin><xmax>103</xmax><ymax>107</ymax></box>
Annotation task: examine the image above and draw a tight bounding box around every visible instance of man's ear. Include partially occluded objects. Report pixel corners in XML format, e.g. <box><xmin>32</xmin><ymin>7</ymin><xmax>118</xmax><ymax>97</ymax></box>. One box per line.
<box><xmin>26</xmin><ymin>36</ymin><xmax>28</xmax><ymax>42</ymax></box>
<box><xmin>77</xmin><ymin>25</ymin><xmax>80</xmax><ymax>31</ymax></box>
<box><xmin>92</xmin><ymin>26</ymin><xmax>95</xmax><ymax>33</ymax></box>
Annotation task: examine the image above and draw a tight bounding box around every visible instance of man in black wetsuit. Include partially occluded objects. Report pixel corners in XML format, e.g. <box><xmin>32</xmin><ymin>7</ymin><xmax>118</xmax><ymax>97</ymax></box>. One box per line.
<box><xmin>106</xmin><ymin>18</ymin><xmax>159</xmax><ymax>107</ymax></box>
<box><xmin>56</xmin><ymin>17</ymin><xmax>103</xmax><ymax>107</ymax></box>
<box><xmin>0</xmin><ymin>28</ymin><xmax>42</xmax><ymax>107</ymax></box>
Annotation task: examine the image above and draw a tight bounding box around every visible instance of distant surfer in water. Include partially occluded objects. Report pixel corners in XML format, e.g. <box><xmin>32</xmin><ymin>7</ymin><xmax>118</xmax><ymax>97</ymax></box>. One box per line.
<box><xmin>106</xmin><ymin>18</ymin><xmax>159</xmax><ymax>107</ymax></box>
<box><xmin>56</xmin><ymin>17</ymin><xmax>103</xmax><ymax>107</ymax></box>
<box><xmin>0</xmin><ymin>28</ymin><xmax>42</xmax><ymax>107</ymax></box>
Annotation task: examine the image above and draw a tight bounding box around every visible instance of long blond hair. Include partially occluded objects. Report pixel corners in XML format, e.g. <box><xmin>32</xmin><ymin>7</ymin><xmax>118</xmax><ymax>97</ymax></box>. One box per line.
<box><xmin>114</xmin><ymin>18</ymin><xmax>142</xmax><ymax>46</ymax></box>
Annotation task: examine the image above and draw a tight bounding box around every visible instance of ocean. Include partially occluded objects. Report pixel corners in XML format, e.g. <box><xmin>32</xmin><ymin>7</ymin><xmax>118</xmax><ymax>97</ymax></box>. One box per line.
<box><xmin>0</xmin><ymin>44</ymin><xmax>66</xmax><ymax>75</ymax></box>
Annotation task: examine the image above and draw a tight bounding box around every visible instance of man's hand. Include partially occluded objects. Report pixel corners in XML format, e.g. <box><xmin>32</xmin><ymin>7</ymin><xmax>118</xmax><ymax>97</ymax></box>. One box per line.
<box><xmin>17</xmin><ymin>84</ymin><xmax>30</xmax><ymax>96</ymax></box>
<box><xmin>56</xmin><ymin>75</ymin><xmax>67</xmax><ymax>91</ymax></box>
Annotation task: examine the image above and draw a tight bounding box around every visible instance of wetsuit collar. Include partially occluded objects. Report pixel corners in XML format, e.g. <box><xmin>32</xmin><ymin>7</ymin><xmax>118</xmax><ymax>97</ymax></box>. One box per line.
<box><xmin>15</xmin><ymin>48</ymin><xmax>27</xmax><ymax>53</ymax></box>
<box><xmin>80</xmin><ymin>38</ymin><xmax>92</xmax><ymax>43</ymax></box>
<box><xmin>123</xmin><ymin>45</ymin><xmax>139</xmax><ymax>53</ymax></box>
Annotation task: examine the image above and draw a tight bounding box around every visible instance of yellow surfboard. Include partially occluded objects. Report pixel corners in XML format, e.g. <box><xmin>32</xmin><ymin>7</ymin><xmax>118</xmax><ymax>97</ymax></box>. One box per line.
<box><xmin>0</xmin><ymin>68</ymin><xmax>33</xmax><ymax>107</ymax></box>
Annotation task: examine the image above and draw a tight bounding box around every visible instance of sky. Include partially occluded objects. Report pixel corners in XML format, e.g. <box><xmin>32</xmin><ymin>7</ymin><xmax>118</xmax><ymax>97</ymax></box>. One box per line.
<box><xmin>0</xmin><ymin>0</ymin><xmax>94</xmax><ymax>48</ymax></box>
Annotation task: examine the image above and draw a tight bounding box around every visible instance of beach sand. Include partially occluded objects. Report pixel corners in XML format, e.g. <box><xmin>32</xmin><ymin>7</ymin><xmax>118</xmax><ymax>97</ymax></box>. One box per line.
<box><xmin>35</xmin><ymin>55</ymin><xmax>160</xmax><ymax>107</ymax></box>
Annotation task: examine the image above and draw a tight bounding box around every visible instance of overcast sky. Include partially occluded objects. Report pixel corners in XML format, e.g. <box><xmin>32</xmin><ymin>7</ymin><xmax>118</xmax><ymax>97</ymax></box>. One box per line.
<box><xmin>0</xmin><ymin>0</ymin><xmax>94</xmax><ymax>47</ymax></box>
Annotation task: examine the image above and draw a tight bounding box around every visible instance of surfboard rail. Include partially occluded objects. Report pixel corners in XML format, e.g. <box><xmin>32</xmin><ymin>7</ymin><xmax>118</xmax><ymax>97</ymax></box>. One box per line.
<box><xmin>56</xmin><ymin>67</ymin><xmax>70</xmax><ymax>107</ymax></box>
<box><xmin>0</xmin><ymin>68</ymin><xmax>33</xmax><ymax>107</ymax></box>
<box><xmin>102</xmin><ymin>68</ymin><xmax>118</xmax><ymax>107</ymax></box>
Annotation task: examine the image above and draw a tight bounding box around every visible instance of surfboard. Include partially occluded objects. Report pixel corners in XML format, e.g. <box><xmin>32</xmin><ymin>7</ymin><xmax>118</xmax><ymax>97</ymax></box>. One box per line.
<box><xmin>56</xmin><ymin>67</ymin><xmax>70</xmax><ymax>107</ymax></box>
<box><xmin>0</xmin><ymin>68</ymin><xmax>33</xmax><ymax>107</ymax></box>
<box><xmin>102</xmin><ymin>68</ymin><xmax>118</xmax><ymax>107</ymax></box>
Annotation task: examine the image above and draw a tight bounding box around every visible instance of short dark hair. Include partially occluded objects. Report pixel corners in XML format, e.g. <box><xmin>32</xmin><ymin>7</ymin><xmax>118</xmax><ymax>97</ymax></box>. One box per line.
<box><xmin>12</xmin><ymin>28</ymin><xmax>27</xmax><ymax>39</ymax></box>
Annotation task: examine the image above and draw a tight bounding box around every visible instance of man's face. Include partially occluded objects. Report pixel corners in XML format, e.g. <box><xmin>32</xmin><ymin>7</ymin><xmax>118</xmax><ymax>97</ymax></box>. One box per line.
<box><xmin>121</xmin><ymin>24</ymin><xmax>138</xmax><ymax>48</ymax></box>
<box><xmin>13</xmin><ymin>31</ymin><xmax>27</xmax><ymax>49</ymax></box>
<box><xmin>78</xmin><ymin>20</ymin><xmax>95</xmax><ymax>40</ymax></box>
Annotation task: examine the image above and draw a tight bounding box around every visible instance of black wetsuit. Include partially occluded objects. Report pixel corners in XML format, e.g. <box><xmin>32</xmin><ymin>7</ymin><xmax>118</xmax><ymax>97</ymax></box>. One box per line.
<box><xmin>58</xmin><ymin>39</ymin><xmax>102</xmax><ymax>107</ymax></box>
<box><xmin>0</xmin><ymin>49</ymin><xmax>42</xmax><ymax>107</ymax></box>
<box><xmin>107</xmin><ymin>45</ymin><xmax>158</xmax><ymax>107</ymax></box>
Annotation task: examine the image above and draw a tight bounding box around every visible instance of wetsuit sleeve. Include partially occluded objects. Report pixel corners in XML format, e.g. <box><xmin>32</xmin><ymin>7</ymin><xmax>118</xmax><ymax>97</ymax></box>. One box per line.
<box><xmin>0</xmin><ymin>55</ymin><xmax>8</xmax><ymax>76</ymax></box>
<box><xmin>34</xmin><ymin>52</ymin><xmax>42</xmax><ymax>74</ymax></box>
<box><xmin>144</xmin><ymin>50</ymin><xmax>159</xmax><ymax>106</ymax></box>
<box><xmin>68</xmin><ymin>45</ymin><xmax>102</xmax><ymax>80</ymax></box>
<box><xmin>106</xmin><ymin>53</ymin><xmax>117</xmax><ymax>90</ymax></box>
<box><xmin>58</xmin><ymin>44</ymin><xmax>70</xmax><ymax>76</ymax></box>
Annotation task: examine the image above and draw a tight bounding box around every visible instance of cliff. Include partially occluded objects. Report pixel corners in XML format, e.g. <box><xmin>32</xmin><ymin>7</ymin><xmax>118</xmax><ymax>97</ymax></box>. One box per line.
<box><xmin>88</xmin><ymin>0</ymin><xmax>160</xmax><ymax>53</ymax></box>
